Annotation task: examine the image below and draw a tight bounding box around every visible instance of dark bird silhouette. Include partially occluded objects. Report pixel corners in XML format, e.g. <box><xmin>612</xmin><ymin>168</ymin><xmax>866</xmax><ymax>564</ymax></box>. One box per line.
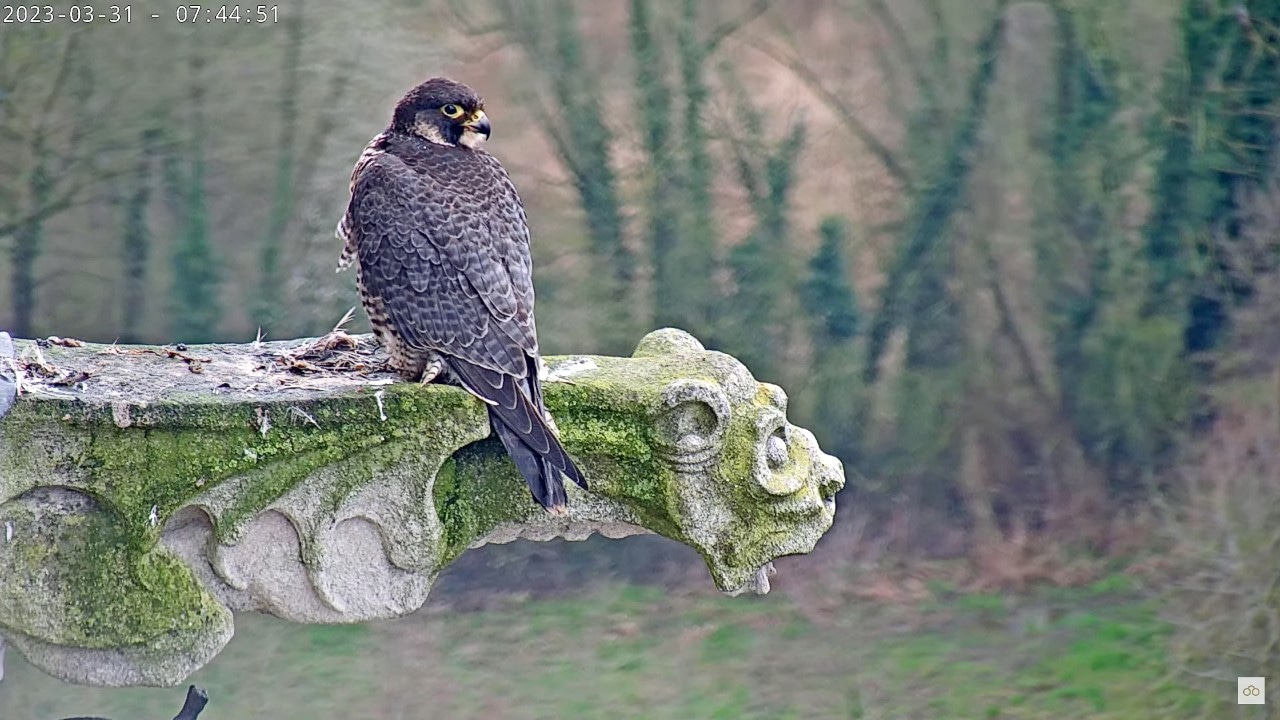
<box><xmin>59</xmin><ymin>684</ymin><xmax>208</xmax><ymax>720</ymax></box>
<box><xmin>336</xmin><ymin>77</ymin><xmax>587</xmax><ymax>512</ymax></box>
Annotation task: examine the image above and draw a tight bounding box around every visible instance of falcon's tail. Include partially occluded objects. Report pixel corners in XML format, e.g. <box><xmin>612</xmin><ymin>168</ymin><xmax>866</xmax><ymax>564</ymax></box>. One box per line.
<box><xmin>491</xmin><ymin>420</ymin><xmax>578</xmax><ymax>511</ymax></box>
<box><xmin>446</xmin><ymin>358</ymin><xmax>588</xmax><ymax>512</ymax></box>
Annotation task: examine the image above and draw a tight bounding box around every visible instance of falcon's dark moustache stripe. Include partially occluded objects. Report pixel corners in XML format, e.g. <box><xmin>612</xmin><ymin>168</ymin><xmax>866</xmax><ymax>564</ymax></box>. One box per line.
<box><xmin>445</xmin><ymin>356</ymin><xmax>588</xmax><ymax>510</ymax></box>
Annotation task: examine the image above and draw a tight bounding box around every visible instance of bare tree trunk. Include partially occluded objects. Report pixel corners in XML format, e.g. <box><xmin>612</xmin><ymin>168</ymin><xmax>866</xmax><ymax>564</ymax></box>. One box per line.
<box><xmin>169</xmin><ymin>33</ymin><xmax>220</xmax><ymax>342</ymax></box>
<box><xmin>8</xmin><ymin>35</ymin><xmax>80</xmax><ymax>337</ymax></box>
<box><xmin>255</xmin><ymin>0</ymin><xmax>305</xmax><ymax>334</ymax></box>
<box><xmin>863</xmin><ymin>0</ymin><xmax>1010</xmax><ymax>384</ymax></box>
<box><xmin>959</xmin><ymin>422</ymin><xmax>1001</xmax><ymax>547</ymax></box>
<box><xmin>120</xmin><ymin>128</ymin><xmax>158</xmax><ymax>343</ymax></box>
<box><xmin>286</xmin><ymin>49</ymin><xmax>357</xmax><ymax>336</ymax></box>
<box><xmin>628</xmin><ymin>0</ymin><xmax>681</xmax><ymax>330</ymax></box>
<box><xmin>10</xmin><ymin>156</ymin><xmax>48</xmax><ymax>337</ymax></box>
<box><xmin>675</xmin><ymin>0</ymin><xmax>719</xmax><ymax>341</ymax></box>
<box><xmin>483</xmin><ymin>0</ymin><xmax>635</xmax><ymax>351</ymax></box>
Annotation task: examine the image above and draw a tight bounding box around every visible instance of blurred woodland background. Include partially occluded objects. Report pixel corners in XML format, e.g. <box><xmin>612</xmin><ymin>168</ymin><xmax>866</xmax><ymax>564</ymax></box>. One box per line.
<box><xmin>2</xmin><ymin>0</ymin><xmax>1279</xmax><ymax>717</ymax></box>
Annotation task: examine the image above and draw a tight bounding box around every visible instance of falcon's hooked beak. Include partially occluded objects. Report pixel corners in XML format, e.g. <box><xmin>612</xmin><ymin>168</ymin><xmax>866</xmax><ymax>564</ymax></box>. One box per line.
<box><xmin>459</xmin><ymin>110</ymin><xmax>491</xmax><ymax>148</ymax></box>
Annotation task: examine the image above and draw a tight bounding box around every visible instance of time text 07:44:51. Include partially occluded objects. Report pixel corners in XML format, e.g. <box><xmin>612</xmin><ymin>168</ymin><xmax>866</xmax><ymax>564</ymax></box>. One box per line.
<box><xmin>2</xmin><ymin>5</ymin><xmax>280</xmax><ymax>23</ymax></box>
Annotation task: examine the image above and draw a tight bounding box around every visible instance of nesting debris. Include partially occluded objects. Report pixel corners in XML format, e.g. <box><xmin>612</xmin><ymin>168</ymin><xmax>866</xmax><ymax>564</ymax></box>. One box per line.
<box><xmin>255</xmin><ymin>407</ymin><xmax>271</xmax><ymax>438</ymax></box>
<box><xmin>13</xmin><ymin>342</ymin><xmax>91</xmax><ymax>390</ymax></box>
<box><xmin>94</xmin><ymin>345</ymin><xmax>212</xmax><ymax>374</ymax></box>
<box><xmin>287</xmin><ymin>405</ymin><xmax>320</xmax><ymax>428</ymax></box>
<box><xmin>47</xmin><ymin>370</ymin><xmax>91</xmax><ymax>386</ymax></box>
<box><xmin>3</xmin><ymin>313</ymin><xmax>400</xmax><ymax>408</ymax></box>
<box><xmin>159</xmin><ymin>347</ymin><xmax>211</xmax><ymax>374</ymax></box>
<box><xmin>271</xmin><ymin>309</ymin><xmax>388</xmax><ymax>376</ymax></box>
<box><xmin>274</xmin><ymin>331</ymin><xmax>371</xmax><ymax>374</ymax></box>
<box><xmin>45</xmin><ymin>336</ymin><xmax>85</xmax><ymax>348</ymax></box>
<box><xmin>24</xmin><ymin>343</ymin><xmax>56</xmax><ymax>376</ymax></box>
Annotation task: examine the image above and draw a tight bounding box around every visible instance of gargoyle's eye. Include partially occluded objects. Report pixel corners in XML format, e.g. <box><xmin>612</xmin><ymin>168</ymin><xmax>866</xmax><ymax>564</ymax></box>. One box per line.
<box><xmin>766</xmin><ymin>429</ymin><xmax>788</xmax><ymax>469</ymax></box>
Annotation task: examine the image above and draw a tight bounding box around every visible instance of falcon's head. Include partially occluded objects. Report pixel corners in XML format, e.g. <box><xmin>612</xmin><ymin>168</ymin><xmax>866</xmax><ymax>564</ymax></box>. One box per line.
<box><xmin>391</xmin><ymin>77</ymin><xmax>491</xmax><ymax>149</ymax></box>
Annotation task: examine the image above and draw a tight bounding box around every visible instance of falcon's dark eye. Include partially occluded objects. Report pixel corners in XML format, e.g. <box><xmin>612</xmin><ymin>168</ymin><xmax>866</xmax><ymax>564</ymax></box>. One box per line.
<box><xmin>441</xmin><ymin>104</ymin><xmax>464</xmax><ymax>119</ymax></box>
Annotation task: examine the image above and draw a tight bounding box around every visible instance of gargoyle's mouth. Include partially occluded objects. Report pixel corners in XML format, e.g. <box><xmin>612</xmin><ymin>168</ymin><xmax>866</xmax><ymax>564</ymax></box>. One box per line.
<box><xmin>768</xmin><ymin>491</ymin><xmax>831</xmax><ymax>519</ymax></box>
<box><xmin>704</xmin><ymin>501</ymin><xmax>834</xmax><ymax>595</ymax></box>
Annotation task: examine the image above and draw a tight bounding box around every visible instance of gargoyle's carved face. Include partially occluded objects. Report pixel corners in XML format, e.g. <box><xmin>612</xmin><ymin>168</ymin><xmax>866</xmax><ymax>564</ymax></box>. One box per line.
<box><xmin>642</xmin><ymin>331</ymin><xmax>845</xmax><ymax>594</ymax></box>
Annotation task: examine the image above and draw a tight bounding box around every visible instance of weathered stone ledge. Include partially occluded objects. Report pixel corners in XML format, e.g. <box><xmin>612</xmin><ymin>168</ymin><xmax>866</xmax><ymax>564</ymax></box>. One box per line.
<box><xmin>0</xmin><ymin>328</ymin><xmax>844</xmax><ymax>687</ymax></box>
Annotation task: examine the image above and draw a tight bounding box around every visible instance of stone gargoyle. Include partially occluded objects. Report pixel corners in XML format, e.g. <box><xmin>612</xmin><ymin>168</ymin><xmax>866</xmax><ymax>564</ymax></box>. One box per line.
<box><xmin>0</xmin><ymin>328</ymin><xmax>844</xmax><ymax>687</ymax></box>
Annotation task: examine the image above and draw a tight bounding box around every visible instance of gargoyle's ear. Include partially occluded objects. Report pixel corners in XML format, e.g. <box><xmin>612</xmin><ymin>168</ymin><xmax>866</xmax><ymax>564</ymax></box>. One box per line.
<box><xmin>651</xmin><ymin>379</ymin><xmax>730</xmax><ymax>465</ymax></box>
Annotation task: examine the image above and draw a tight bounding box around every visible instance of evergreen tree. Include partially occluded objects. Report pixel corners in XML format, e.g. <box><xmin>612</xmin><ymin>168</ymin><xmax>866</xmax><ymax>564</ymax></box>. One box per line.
<box><xmin>1144</xmin><ymin>0</ymin><xmax>1280</xmax><ymax>354</ymax></box>
<box><xmin>802</xmin><ymin>217</ymin><xmax>860</xmax><ymax>348</ymax></box>
<box><xmin>800</xmin><ymin>216</ymin><xmax>862</xmax><ymax>461</ymax></box>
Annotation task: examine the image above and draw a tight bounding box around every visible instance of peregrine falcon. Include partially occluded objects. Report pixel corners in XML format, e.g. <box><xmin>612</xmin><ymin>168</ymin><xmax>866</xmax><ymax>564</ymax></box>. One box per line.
<box><xmin>335</xmin><ymin>77</ymin><xmax>587</xmax><ymax>512</ymax></box>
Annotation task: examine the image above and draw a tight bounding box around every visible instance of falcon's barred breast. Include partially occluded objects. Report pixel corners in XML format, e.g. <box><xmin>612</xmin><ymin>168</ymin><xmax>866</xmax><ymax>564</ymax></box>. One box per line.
<box><xmin>336</xmin><ymin>77</ymin><xmax>587</xmax><ymax>512</ymax></box>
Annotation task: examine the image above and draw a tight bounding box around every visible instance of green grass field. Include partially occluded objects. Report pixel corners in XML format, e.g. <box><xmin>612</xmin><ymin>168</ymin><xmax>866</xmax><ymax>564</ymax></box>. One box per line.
<box><xmin>0</xmin><ymin>576</ymin><xmax>1231</xmax><ymax>720</ymax></box>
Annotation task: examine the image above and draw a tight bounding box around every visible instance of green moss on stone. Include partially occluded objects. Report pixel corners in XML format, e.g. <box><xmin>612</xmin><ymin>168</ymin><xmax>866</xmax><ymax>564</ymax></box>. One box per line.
<box><xmin>0</xmin><ymin>495</ymin><xmax>227</xmax><ymax>649</ymax></box>
<box><xmin>543</xmin><ymin>379</ymin><xmax>684</xmax><ymax>539</ymax></box>
<box><xmin>0</xmin><ymin>379</ymin><xmax>492</xmax><ymax>649</ymax></box>
<box><xmin>433</xmin><ymin>444</ymin><xmax>530</xmax><ymax>564</ymax></box>
<box><xmin>62</xmin><ymin>515</ymin><xmax>227</xmax><ymax>648</ymax></box>
<box><xmin>3</xmin><ymin>382</ymin><xmax>490</xmax><ymax>543</ymax></box>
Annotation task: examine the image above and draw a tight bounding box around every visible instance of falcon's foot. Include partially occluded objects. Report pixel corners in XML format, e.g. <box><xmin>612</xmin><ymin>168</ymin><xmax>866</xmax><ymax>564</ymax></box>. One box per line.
<box><xmin>418</xmin><ymin>354</ymin><xmax>445</xmax><ymax>385</ymax></box>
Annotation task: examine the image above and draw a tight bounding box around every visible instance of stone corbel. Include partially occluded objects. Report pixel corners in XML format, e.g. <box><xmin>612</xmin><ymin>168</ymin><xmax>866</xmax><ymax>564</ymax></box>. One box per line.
<box><xmin>0</xmin><ymin>328</ymin><xmax>844</xmax><ymax>687</ymax></box>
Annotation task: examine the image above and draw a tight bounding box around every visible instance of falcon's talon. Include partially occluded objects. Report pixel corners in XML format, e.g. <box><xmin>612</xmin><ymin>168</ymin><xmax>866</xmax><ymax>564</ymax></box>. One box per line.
<box><xmin>336</xmin><ymin>76</ymin><xmax>588</xmax><ymax>514</ymax></box>
<box><xmin>418</xmin><ymin>356</ymin><xmax>444</xmax><ymax>385</ymax></box>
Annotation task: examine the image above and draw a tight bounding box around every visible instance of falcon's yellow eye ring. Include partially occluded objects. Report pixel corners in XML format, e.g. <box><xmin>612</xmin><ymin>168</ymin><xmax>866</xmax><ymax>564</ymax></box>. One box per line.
<box><xmin>441</xmin><ymin>104</ymin><xmax>464</xmax><ymax>119</ymax></box>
